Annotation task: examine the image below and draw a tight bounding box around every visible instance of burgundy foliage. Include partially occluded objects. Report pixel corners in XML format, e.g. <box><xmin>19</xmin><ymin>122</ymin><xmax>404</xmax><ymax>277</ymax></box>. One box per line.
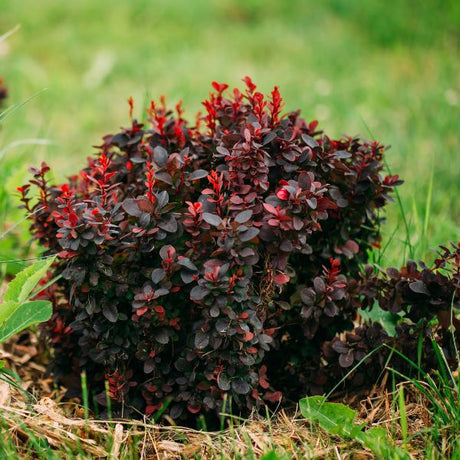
<box><xmin>322</xmin><ymin>243</ymin><xmax>460</xmax><ymax>392</ymax></box>
<box><xmin>20</xmin><ymin>78</ymin><xmax>457</xmax><ymax>424</ymax></box>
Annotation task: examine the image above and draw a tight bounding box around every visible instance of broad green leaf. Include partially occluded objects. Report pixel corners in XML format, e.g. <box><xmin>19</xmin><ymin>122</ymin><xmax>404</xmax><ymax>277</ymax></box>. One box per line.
<box><xmin>358</xmin><ymin>306</ymin><xmax>401</xmax><ymax>337</ymax></box>
<box><xmin>3</xmin><ymin>256</ymin><xmax>55</xmax><ymax>304</ymax></box>
<box><xmin>0</xmin><ymin>301</ymin><xmax>19</xmax><ymax>324</ymax></box>
<box><xmin>299</xmin><ymin>396</ymin><xmax>410</xmax><ymax>459</ymax></box>
<box><xmin>299</xmin><ymin>396</ymin><xmax>357</xmax><ymax>436</ymax></box>
<box><xmin>0</xmin><ymin>300</ymin><xmax>52</xmax><ymax>343</ymax></box>
<box><xmin>360</xmin><ymin>426</ymin><xmax>389</xmax><ymax>447</ymax></box>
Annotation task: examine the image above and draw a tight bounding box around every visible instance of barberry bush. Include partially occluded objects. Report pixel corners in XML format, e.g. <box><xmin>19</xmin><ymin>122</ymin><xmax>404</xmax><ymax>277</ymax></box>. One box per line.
<box><xmin>20</xmin><ymin>78</ymin><xmax>457</xmax><ymax>424</ymax></box>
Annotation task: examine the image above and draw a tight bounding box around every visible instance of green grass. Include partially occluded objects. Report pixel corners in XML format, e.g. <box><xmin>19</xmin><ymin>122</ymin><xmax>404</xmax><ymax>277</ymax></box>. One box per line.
<box><xmin>1</xmin><ymin>0</ymin><xmax>459</xmax><ymax>268</ymax></box>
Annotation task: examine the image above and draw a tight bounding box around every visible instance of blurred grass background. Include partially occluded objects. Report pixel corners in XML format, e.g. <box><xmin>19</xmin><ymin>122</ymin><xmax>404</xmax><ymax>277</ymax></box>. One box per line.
<box><xmin>0</xmin><ymin>0</ymin><xmax>459</xmax><ymax>269</ymax></box>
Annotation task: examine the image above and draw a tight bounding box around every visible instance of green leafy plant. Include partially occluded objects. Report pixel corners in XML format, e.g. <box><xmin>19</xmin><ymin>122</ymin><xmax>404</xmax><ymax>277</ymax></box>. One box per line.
<box><xmin>299</xmin><ymin>395</ymin><xmax>409</xmax><ymax>459</ymax></box>
<box><xmin>0</xmin><ymin>257</ymin><xmax>56</xmax><ymax>374</ymax></box>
